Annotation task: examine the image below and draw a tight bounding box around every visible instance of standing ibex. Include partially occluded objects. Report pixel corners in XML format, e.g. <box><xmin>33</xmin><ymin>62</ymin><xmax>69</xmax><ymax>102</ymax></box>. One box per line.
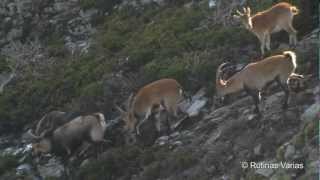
<box><xmin>29</xmin><ymin>113</ymin><xmax>108</xmax><ymax>155</ymax></box>
<box><xmin>116</xmin><ymin>78</ymin><xmax>185</xmax><ymax>137</ymax></box>
<box><xmin>234</xmin><ymin>2</ymin><xmax>299</xmax><ymax>55</ymax></box>
<box><xmin>216</xmin><ymin>51</ymin><xmax>303</xmax><ymax>115</ymax></box>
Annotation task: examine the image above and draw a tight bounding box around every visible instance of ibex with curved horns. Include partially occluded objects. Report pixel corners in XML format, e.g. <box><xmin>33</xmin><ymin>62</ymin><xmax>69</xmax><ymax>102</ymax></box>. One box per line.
<box><xmin>216</xmin><ymin>51</ymin><xmax>303</xmax><ymax>115</ymax></box>
<box><xmin>29</xmin><ymin>113</ymin><xmax>108</xmax><ymax>155</ymax></box>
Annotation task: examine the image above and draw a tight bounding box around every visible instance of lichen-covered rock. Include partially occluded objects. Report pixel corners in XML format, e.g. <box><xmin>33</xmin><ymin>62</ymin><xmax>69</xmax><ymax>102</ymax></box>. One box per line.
<box><xmin>301</xmin><ymin>103</ymin><xmax>320</xmax><ymax>122</ymax></box>
<box><xmin>37</xmin><ymin>158</ymin><xmax>65</xmax><ymax>179</ymax></box>
<box><xmin>284</xmin><ymin>144</ymin><xmax>295</xmax><ymax>160</ymax></box>
<box><xmin>0</xmin><ymin>0</ymin><xmax>98</xmax><ymax>54</ymax></box>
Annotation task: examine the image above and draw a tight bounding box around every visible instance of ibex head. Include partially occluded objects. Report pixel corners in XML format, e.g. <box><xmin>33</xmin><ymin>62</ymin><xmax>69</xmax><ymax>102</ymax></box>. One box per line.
<box><xmin>233</xmin><ymin>7</ymin><xmax>253</xmax><ymax>29</ymax></box>
<box><xmin>116</xmin><ymin>93</ymin><xmax>136</xmax><ymax>133</ymax></box>
<box><xmin>27</xmin><ymin>129</ymin><xmax>52</xmax><ymax>155</ymax></box>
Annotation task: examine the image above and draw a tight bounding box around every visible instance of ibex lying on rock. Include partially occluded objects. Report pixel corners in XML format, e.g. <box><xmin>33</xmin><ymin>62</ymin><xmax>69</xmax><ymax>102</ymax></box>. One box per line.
<box><xmin>234</xmin><ymin>2</ymin><xmax>299</xmax><ymax>55</ymax></box>
<box><xmin>216</xmin><ymin>51</ymin><xmax>303</xmax><ymax>115</ymax></box>
<box><xmin>29</xmin><ymin>113</ymin><xmax>108</xmax><ymax>155</ymax></box>
<box><xmin>116</xmin><ymin>78</ymin><xmax>185</xmax><ymax>137</ymax></box>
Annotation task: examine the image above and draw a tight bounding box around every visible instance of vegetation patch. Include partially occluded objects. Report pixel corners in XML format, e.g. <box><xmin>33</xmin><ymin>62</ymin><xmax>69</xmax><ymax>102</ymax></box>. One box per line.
<box><xmin>0</xmin><ymin>155</ymin><xmax>18</xmax><ymax>176</ymax></box>
<box><xmin>76</xmin><ymin>146</ymin><xmax>197</xmax><ymax>180</ymax></box>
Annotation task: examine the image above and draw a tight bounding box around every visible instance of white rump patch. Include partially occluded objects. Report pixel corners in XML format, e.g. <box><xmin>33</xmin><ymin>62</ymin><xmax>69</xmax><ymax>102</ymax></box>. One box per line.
<box><xmin>96</xmin><ymin>113</ymin><xmax>107</xmax><ymax>129</ymax></box>
<box><xmin>283</xmin><ymin>51</ymin><xmax>297</xmax><ymax>68</ymax></box>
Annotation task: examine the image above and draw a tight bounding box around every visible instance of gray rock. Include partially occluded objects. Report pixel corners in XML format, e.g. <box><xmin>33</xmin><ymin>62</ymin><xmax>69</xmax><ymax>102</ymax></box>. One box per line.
<box><xmin>254</xmin><ymin>144</ymin><xmax>262</xmax><ymax>156</ymax></box>
<box><xmin>301</xmin><ymin>103</ymin><xmax>320</xmax><ymax>122</ymax></box>
<box><xmin>54</xmin><ymin>2</ymin><xmax>69</xmax><ymax>12</ymax></box>
<box><xmin>6</xmin><ymin>28</ymin><xmax>22</xmax><ymax>41</ymax></box>
<box><xmin>80</xmin><ymin>158</ymin><xmax>91</xmax><ymax>168</ymax></box>
<box><xmin>157</xmin><ymin>136</ymin><xmax>169</xmax><ymax>141</ymax></box>
<box><xmin>247</xmin><ymin>114</ymin><xmax>256</xmax><ymax>121</ymax></box>
<box><xmin>155</xmin><ymin>135</ymin><xmax>170</xmax><ymax>146</ymax></box>
<box><xmin>0</xmin><ymin>73</ymin><xmax>15</xmax><ymax>94</ymax></box>
<box><xmin>255</xmin><ymin>166</ymin><xmax>274</xmax><ymax>177</ymax></box>
<box><xmin>38</xmin><ymin>158</ymin><xmax>65</xmax><ymax>179</ymax></box>
<box><xmin>208</xmin><ymin>0</ymin><xmax>216</xmax><ymax>8</ymax></box>
<box><xmin>284</xmin><ymin>144</ymin><xmax>295</xmax><ymax>160</ymax></box>
<box><xmin>16</xmin><ymin>163</ymin><xmax>32</xmax><ymax>176</ymax></box>
<box><xmin>172</xmin><ymin>141</ymin><xmax>183</xmax><ymax>146</ymax></box>
<box><xmin>2</xmin><ymin>145</ymin><xmax>29</xmax><ymax>156</ymax></box>
<box><xmin>204</xmin><ymin>129</ymin><xmax>221</xmax><ymax>146</ymax></box>
<box><xmin>278</xmin><ymin>43</ymin><xmax>290</xmax><ymax>51</ymax></box>
<box><xmin>169</xmin><ymin>132</ymin><xmax>180</xmax><ymax>138</ymax></box>
<box><xmin>314</xmin><ymin>85</ymin><xmax>320</xmax><ymax>102</ymax></box>
<box><xmin>140</xmin><ymin>0</ymin><xmax>153</xmax><ymax>4</ymax></box>
<box><xmin>79</xmin><ymin>9</ymin><xmax>98</xmax><ymax>19</ymax></box>
<box><xmin>186</xmin><ymin>99</ymin><xmax>207</xmax><ymax>117</ymax></box>
<box><xmin>179</xmin><ymin>87</ymin><xmax>206</xmax><ymax>116</ymax></box>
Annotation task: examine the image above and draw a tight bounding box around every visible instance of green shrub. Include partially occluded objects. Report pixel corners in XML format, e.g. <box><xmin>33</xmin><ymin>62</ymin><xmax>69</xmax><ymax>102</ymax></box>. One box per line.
<box><xmin>79</xmin><ymin>0</ymin><xmax>97</xmax><ymax>10</ymax></box>
<box><xmin>76</xmin><ymin>146</ymin><xmax>197</xmax><ymax>180</ymax></box>
<box><xmin>141</xmin><ymin>149</ymin><xmax>198</xmax><ymax>180</ymax></box>
<box><xmin>77</xmin><ymin>146</ymin><xmax>144</xmax><ymax>180</ymax></box>
<box><xmin>46</xmin><ymin>33</ymin><xmax>68</xmax><ymax>57</ymax></box>
<box><xmin>101</xmin><ymin>31</ymin><xmax>126</xmax><ymax>52</ymax></box>
<box><xmin>0</xmin><ymin>155</ymin><xmax>18</xmax><ymax>175</ymax></box>
<box><xmin>0</xmin><ymin>57</ymin><xmax>10</xmax><ymax>73</ymax></box>
<box><xmin>80</xmin><ymin>82</ymin><xmax>103</xmax><ymax>97</ymax></box>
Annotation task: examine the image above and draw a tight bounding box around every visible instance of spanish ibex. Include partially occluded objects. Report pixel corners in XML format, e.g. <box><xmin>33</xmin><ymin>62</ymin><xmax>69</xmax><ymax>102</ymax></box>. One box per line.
<box><xmin>116</xmin><ymin>78</ymin><xmax>185</xmax><ymax>137</ymax></box>
<box><xmin>216</xmin><ymin>51</ymin><xmax>303</xmax><ymax>115</ymax></box>
<box><xmin>29</xmin><ymin>113</ymin><xmax>108</xmax><ymax>155</ymax></box>
<box><xmin>234</xmin><ymin>2</ymin><xmax>299</xmax><ymax>55</ymax></box>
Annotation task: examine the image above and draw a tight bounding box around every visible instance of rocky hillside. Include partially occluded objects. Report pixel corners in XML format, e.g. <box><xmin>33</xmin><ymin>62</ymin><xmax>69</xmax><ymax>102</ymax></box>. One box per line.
<box><xmin>0</xmin><ymin>0</ymin><xmax>318</xmax><ymax>179</ymax></box>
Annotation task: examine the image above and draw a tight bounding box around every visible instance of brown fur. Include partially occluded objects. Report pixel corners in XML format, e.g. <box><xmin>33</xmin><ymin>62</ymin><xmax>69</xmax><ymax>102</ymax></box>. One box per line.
<box><xmin>118</xmin><ymin>78</ymin><xmax>184</xmax><ymax>136</ymax></box>
<box><xmin>234</xmin><ymin>2</ymin><xmax>299</xmax><ymax>55</ymax></box>
<box><xmin>30</xmin><ymin>113</ymin><xmax>107</xmax><ymax>156</ymax></box>
<box><xmin>216</xmin><ymin>51</ymin><xmax>303</xmax><ymax>114</ymax></box>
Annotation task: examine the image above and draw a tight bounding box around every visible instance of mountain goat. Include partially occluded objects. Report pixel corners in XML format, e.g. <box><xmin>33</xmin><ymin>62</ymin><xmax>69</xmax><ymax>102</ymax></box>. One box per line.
<box><xmin>216</xmin><ymin>51</ymin><xmax>303</xmax><ymax>114</ymax></box>
<box><xmin>116</xmin><ymin>78</ymin><xmax>185</xmax><ymax>137</ymax></box>
<box><xmin>29</xmin><ymin>113</ymin><xmax>108</xmax><ymax>155</ymax></box>
<box><xmin>234</xmin><ymin>2</ymin><xmax>299</xmax><ymax>55</ymax></box>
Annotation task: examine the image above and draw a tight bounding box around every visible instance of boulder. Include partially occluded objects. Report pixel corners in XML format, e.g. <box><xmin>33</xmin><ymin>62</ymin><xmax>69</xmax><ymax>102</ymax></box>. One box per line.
<box><xmin>37</xmin><ymin>158</ymin><xmax>65</xmax><ymax>179</ymax></box>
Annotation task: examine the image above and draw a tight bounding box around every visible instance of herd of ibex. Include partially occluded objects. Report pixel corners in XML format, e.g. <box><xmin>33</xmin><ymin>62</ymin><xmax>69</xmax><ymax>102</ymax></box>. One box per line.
<box><xmin>28</xmin><ymin>2</ymin><xmax>304</xmax><ymax>157</ymax></box>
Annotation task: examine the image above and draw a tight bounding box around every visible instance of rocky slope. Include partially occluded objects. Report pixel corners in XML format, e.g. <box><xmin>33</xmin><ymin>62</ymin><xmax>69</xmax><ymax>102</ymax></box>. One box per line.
<box><xmin>0</xmin><ymin>0</ymin><xmax>318</xmax><ymax>179</ymax></box>
<box><xmin>2</xmin><ymin>71</ymin><xmax>317</xmax><ymax>180</ymax></box>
